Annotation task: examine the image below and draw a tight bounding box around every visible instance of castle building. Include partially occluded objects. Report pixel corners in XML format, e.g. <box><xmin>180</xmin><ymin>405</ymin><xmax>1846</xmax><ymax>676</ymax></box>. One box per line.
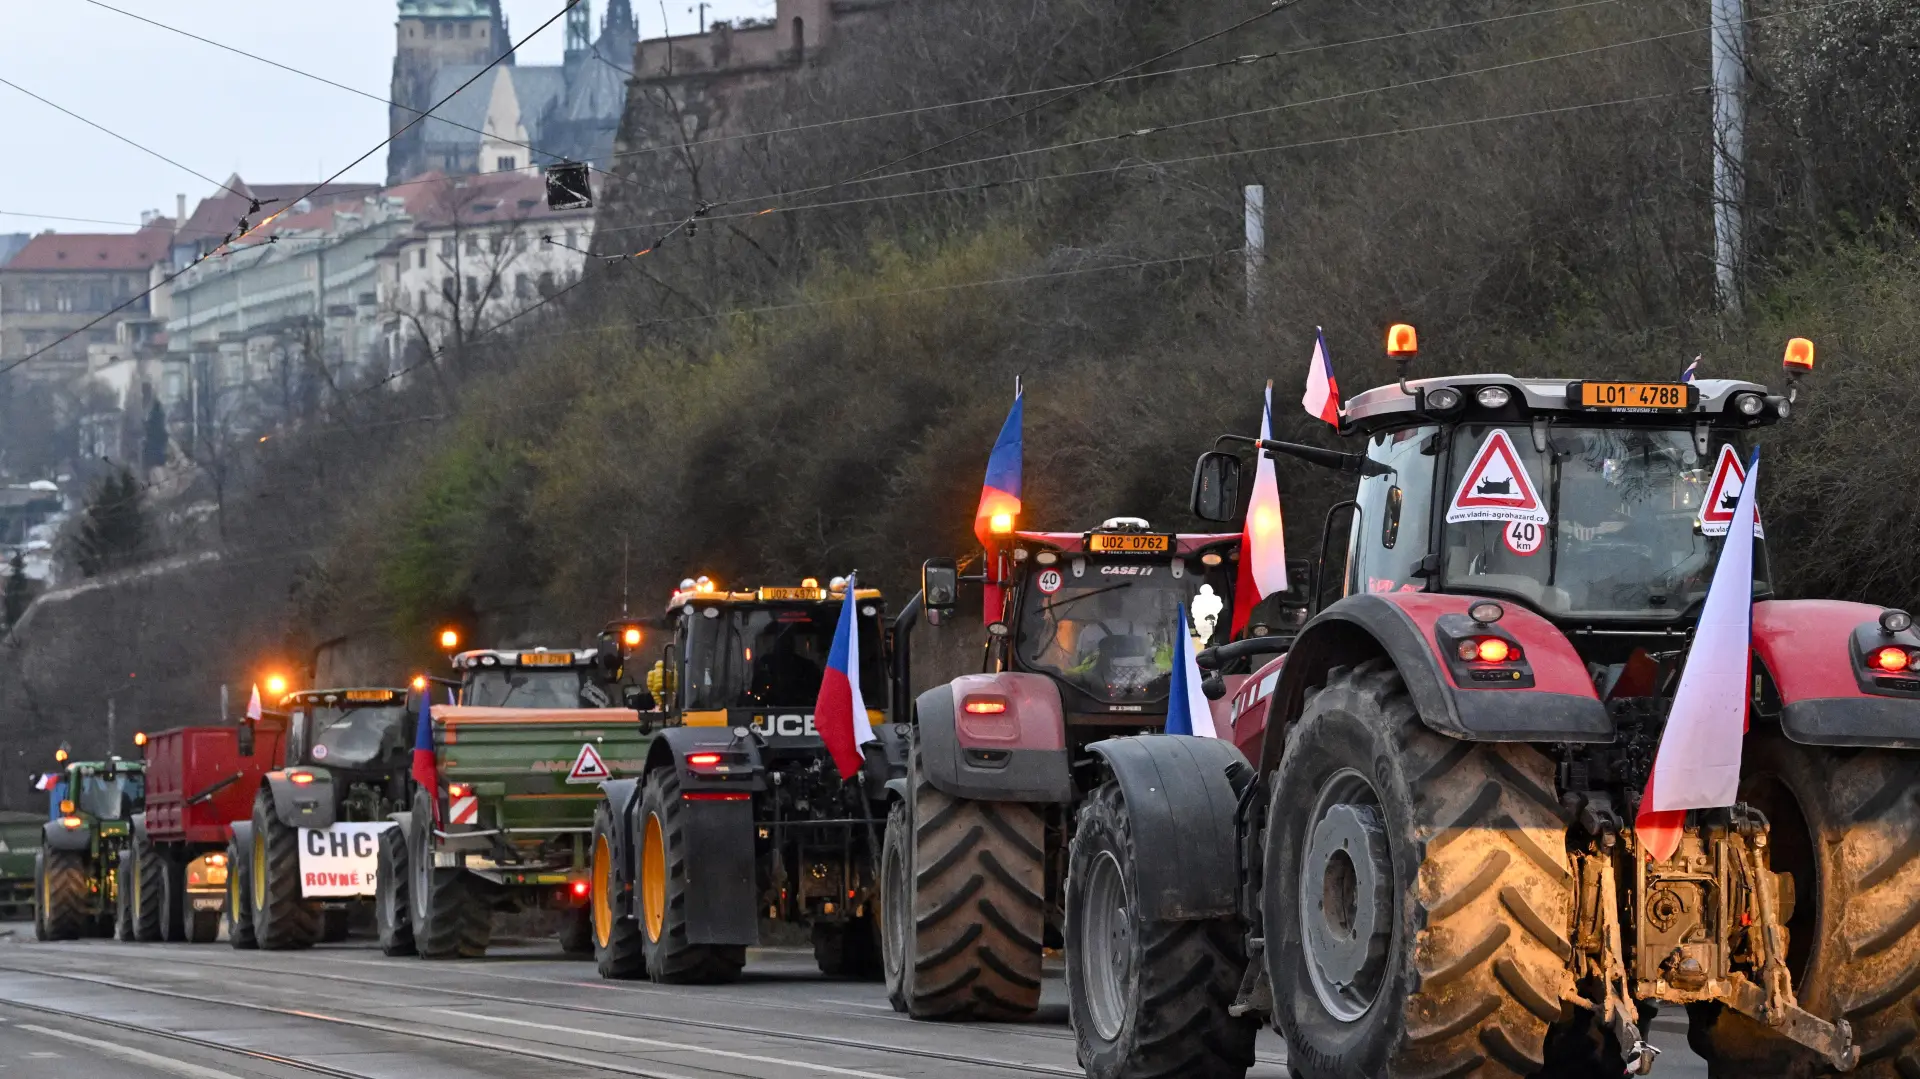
<box><xmin>387</xmin><ymin>0</ymin><xmax>637</xmax><ymax>185</ymax></box>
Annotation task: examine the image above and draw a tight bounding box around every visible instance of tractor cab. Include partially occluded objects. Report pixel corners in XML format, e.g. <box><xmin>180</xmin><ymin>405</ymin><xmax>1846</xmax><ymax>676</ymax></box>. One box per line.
<box><xmin>989</xmin><ymin>519</ymin><xmax>1239</xmax><ymax>719</ymax></box>
<box><xmin>1197</xmin><ymin>368</ymin><xmax>1791</xmax><ymax>657</ymax></box>
<box><xmin>278</xmin><ymin>688</ymin><xmax>414</xmax><ymax>774</ymax></box>
<box><xmin>450</xmin><ymin>648</ymin><xmax>620</xmax><ymax>709</ymax></box>
<box><xmin>650</xmin><ymin>576</ymin><xmax>887</xmax><ymax>745</ymax></box>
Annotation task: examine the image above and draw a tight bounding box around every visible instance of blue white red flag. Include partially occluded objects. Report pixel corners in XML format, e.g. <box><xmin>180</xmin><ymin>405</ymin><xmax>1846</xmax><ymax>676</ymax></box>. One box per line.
<box><xmin>1302</xmin><ymin>328</ymin><xmax>1341</xmax><ymax>427</ymax></box>
<box><xmin>1635</xmin><ymin>448</ymin><xmax>1760</xmax><ymax>861</ymax></box>
<box><xmin>1163</xmin><ymin>604</ymin><xmax>1218</xmax><ymax>738</ymax></box>
<box><xmin>814</xmin><ymin>574</ymin><xmax>876</xmax><ymax>779</ymax></box>
<box><xmin>1682</xmin><ymin>356</ymin><xmax>1700</xmax><ymax>383</ymax></box>
<box><xmin>973</xmin><ymin>388</ymin><xmax>1023</xmax><ymax>547</ymax></box>
<box><xmin>32</xmin><ymin>773</ymin><xmax>58</xmax><ymax>792</ymax></box>
<box><xmin>1232</xmin><ymin>381</ymin><xmax>1288</xmax><ymax>636</ymax></box>
<box><xmin>411</xmin><ymin>683</ymin><xmax>438</xmax><ymax>811</ymax></box>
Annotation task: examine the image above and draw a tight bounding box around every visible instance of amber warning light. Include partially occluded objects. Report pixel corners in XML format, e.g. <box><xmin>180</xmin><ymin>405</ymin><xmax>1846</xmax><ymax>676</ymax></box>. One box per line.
<box><xmin>1387</xmin><ymin>323</ymin><xmax>1419</xmax><ymax>356</ymax></box>
<box><xmin>439</xmin><ymin>628</ymin><xmax>461</xmax><ymax>650</ymax></box>
<box><xmin>1783</xmin><ymin>337</ymin><xmax>1815</xmax><ymax>372</ymax></box>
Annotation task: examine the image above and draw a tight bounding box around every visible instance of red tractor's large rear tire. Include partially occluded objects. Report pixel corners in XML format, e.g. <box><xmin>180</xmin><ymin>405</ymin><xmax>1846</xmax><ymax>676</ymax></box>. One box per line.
<box><xmin>1066</xmin><ymin>780</ymin><xmax>1257</xmax><ymax>1079</ymax></box>
<box><xmin>1687</xmin><ymin>734</ymin><xmax>1920</xmax><ymax>1079</ymax></box>
<box><xmin>1267</xmin><ymin>659</ymin><xmax>1575</xmax><ymax>1079</ymax></box>
<box><xmin>892</xmin><ymin>748</ymin><xmax>1046</xmax><ymax>1020</ymax></box>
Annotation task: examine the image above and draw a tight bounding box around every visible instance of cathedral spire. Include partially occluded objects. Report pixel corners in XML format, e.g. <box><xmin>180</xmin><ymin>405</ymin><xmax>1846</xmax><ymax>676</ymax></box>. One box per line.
<box><xmin>565</xmin><ymin>0</ymin><xmax>592</xmax><ymax>58</ymax></box>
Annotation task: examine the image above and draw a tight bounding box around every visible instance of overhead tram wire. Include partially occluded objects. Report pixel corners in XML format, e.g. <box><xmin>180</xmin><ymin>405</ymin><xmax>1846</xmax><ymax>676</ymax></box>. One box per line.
<box><xmin>588</xmin><ymin>0</ymin><xmax>1868</xmax><ymax>242</ymax></box>
<box><xmin>0</xmin><ymin>75</ymin><xmax>249</xmax><ymax>202</ymax></box>
<box><xmin>590</xmin><ymin>0</ymin><xmax>1627</xmax><ymax>163</ymax></box>
<box><xmin>0</xmin><ymin>0</ymin><xmax>582</xmax><ymax>381</ymax></box>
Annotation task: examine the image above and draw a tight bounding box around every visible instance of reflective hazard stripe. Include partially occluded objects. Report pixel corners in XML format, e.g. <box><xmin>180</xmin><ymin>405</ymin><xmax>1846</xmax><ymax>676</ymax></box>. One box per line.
<box><xmin>449</xmin><ymin>796</ymin><xmax>478</xmax><ymax>825</ymax></box>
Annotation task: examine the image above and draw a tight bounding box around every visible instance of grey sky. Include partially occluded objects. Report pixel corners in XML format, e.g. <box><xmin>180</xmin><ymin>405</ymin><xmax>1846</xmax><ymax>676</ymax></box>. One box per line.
<box><xmin>0</xmin><ymin>0</ymin><xmax>772</xmax><ymax>234</ymax></box>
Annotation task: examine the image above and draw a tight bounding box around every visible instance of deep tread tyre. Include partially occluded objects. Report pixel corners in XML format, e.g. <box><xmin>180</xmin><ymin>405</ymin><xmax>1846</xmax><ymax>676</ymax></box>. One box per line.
<box><xmin>115</xmin><ymin>850</ymin><xmax>136</xmax><ymax>941</ymax></box>
<box><xmin>32</xmin><ymin>851</ymin><xmax>49</xmax><ymax>942</ymax></box>
<box><xmin>882</xmin><ymin>800</ymin><xmax>912</xmax><ymax>1011</ymax></box>
<box><xmin>375</xmin><ymin>825</ymin><xmax>415</xmax><ymax>956</ymax></box>
<box><xmin>813</xmin><ymin>912</ymin><xmax>883</xmax><ymax>980</ymax></box>
<box><xmin>896</xmin><ymin>748</ymin><xmax>1045</xmax><ymax>1020</ymax></box>
<box><xmin>132</xmin><ymin>833</ymin><xmax>164</xmax><ymax>941</ymax></box>
<box><xmin>186</xmin><ymin>905</ymin><xmax>221</xmax><ymax>943</ymax></box>
<box><xmin>1267</xmin><ymin>659</ymin><xmax>1575</xmax><ymax>1079</ymax></box>
<box><xmin>638</xmin><ymin>767</ymin><xmax>745</xmax><ymax>984</ymax></box>
<box><xmin>410</xmin><ymin>787</ymin><xmax>491</xmax><ymax>959</ymax></box>
<box><xmin>250</xmin><ymin>789</ymin><xmax>320</xmax><ymax>950</ymax></box>
<box><xmin>40</xmin><ymin>848</ymin><xmax>90</xmax><ymax>941</ymax></box>
<box><xmin>1687</xmin><ymin>735</ymin><xmax>1920</xmax><ymax>1079</ymax></box>
<box><xmin>157</xmin><ymin>852</ymin><xmax>187</xmax><ymax>942</ymax></box>
<box><xmin>591</xmin><ymin>801</ymin><xmax>646</xmax><ymax>978</ymax></box>
<box><xmin>224</xmin><ymin>835</ymin><xmax>257</xmax><ymax>950</ymax></box>
<box><xmin>1067</xmin><ymin>780</ymin><xmax>1257</xmax><ymax>1079</ymax></box>
<box><xmin>559</xmin><ymin>906</ymin><xmax>593</xmax><ymax>955</ymax></box>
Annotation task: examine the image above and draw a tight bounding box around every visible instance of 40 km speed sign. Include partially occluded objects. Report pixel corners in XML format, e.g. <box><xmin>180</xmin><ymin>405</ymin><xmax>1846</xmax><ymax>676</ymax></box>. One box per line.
<box><xmin>1504</xmin><ymin>520</ymin><xmax>1545</xmax><ymax>556</ymax></box>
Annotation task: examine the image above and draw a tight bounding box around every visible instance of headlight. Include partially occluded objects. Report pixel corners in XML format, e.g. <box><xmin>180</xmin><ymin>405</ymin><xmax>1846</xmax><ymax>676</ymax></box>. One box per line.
<box><xmin>1882</xmin><ymin>609</ymin><xmax>1913</xmax><ymax>634</ymax></box>
<box><xmin>1424</xmin><ymin>387</ymin><xmax>1462</xmax><ymax>411</ymax></box>
<box><xmin>1734</xmin><ymin>392</ymin><xmax>1765</xmax><ymax>416</ymax></box>
<box><xmin>1475</xmin><ymin>386</ymin><xmax>1513</xmax><ymax>408</ymax></box>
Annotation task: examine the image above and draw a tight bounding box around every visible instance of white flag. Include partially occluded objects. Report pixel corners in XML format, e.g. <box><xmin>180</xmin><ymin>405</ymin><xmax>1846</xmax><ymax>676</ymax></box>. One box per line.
<box><xmin>246</xmin><ymin>684</ymin><xmax>263</xmax><ymax>721</ymax></box>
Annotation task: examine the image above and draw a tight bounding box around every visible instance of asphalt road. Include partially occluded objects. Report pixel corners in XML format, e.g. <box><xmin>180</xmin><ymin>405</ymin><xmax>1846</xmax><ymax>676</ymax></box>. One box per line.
<box><xmin>0</xmin><ymin>922</ymin><xmax>1709</xmax><ymax>1078</ymax></box>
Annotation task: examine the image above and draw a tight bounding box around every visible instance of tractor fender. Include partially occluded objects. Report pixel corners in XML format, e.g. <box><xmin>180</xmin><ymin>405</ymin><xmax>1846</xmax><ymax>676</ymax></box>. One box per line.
<box><xmin>42</xmin><ymin>819</ymin><xmax>91</xmax><ymax>852</ymax></box>
<box><xmin>883</xmin><ymin>778</ymin><xmax>909</xmax><ymax>803</ymax></box>
<box><xmin>229</xmin><ymin>819</ymin><xmax>253</xmax><ymax>847</ymax></box>
<box><xmin>916</xmin><ymin>675</ymin><xmax>1072</xmax><ymax>803</ymax></box>
<box><xmin>130</xmin><ymin>812</ymin><xmax>149</xmax><ymax>842</ymax></box>
<box><xmin>637</xmin><ymin>728</ymin><xmax>758</xmax><ymax>945</ymax></box>
<box><xmin>1262</xmin><ymin>594</ymin><xmax>1610</xmax><ymax>772</ymax></box>
<box><xmin>597</xmin><ymin>778</ymin><xmax>642</xmax><ymax>890</ymax></box>
<box><xmin>1087</xmin><ymin>736</ymin><xmax>1251</xmax><ymax>922</ymax></box>
<box><xmin>384</xmin><ymin>810</ymin><xmax>411</xmax><ymax>844</ymax></box>
<box><xmin>859</xmin><ymin>718</ymin><xmax>910</xmax><ymax>799</ymax></box>
<box><xmin>1755</xmin><ymin>599</ymin><xmax>1920</xmax><ymax>748</ymax></box>
<box><xmin>264</xmin><ymin>768</ymin><xmax>338</xmax><ymax>829</ymax></box>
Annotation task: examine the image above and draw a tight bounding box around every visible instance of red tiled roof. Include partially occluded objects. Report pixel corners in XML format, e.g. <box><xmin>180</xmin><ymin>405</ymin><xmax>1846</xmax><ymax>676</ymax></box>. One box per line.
<box><xmin>3</xmin><ymin>222</ymin><xmax>172</xmax><ymax>272</ymax></box>
<box><xmin>176</xmin><ymin>176</ymin><xmax>379</xmax><ymax>242</ymax></box>
<box><xmin>395</xmin><ymin>170</ymin><xmax>589</xmax><ymax>228</ymax></box>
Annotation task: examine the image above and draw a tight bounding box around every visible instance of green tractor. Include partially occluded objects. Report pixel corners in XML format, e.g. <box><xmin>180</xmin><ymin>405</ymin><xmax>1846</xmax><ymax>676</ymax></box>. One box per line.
<box><xmin>33</xmin><ymin>753</ymin><xmax>145</xmax><ymax>941</ymax></box>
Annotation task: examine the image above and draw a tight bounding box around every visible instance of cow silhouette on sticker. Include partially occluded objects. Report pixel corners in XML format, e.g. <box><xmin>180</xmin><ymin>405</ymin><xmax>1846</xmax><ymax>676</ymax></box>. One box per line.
<box><xmin>1698</xmin><ymin>443</ymin><xmax>1765</xmax><ymax>538</ymax></box>
<box><xmin>1447</xmin><ymin>429</ymin><xmax>1550</xmax><ymax>527</ymax></box>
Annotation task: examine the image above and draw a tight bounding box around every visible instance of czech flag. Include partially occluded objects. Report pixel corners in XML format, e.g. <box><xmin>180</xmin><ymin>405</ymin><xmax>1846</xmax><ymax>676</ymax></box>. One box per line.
<box><xmin>32</xmin><ymin>773</ymin><xmax>58</xmax><ymax>792</ymax></box>
<box><xmin>814</xmin><ymin>574</ymin><xmax>875</xmax><ymax>779</ymax></box>
<box><xmin>411</xmin><ymin>683</ymin><xmax>439</xmax><ymax>815</ymax></box>
<box><xmin>1635</xmin><ymin>449</ymin><xmax>1760</xmax><ymax>861</ymax></box>
<box><xmin>973</xmin><ymin>388</ymin><xmax>1023</xmax><ymax>548</ymax></box>
<box><xmin>246</xmin><ymin>683</ymin><xmax>263</xmax><ymax>722</ymax></box>
<box><xmin>1301</xmin><ymin>327</ymin><xmax>1341</xmax><ymax>427</ymax></box>
<box><xmin>1232</xmin><ymin>381</ymin><xmax>1288</xmax><ymax>637</ymax></box>
<box><xmin>1682</xmin><ymin>356</ymin><xmax>1700</xmax><ymax>383</ymax></box>
<box><xmin>1163</xmin><ymin>604</ymin><xmax>1218</xmax><ymax>738</ymax></box>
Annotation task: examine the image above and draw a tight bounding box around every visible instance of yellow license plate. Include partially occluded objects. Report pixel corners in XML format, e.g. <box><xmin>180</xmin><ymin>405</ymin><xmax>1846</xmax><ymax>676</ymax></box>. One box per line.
<box><xmin>1088</xmin><ymin>533</ymin><xmax>1171</xmax><ymax>553</ymax></box>
<box><xmin>759</xmin><ymin>587</ymin><xmax>822</xmax><ymax>601</ymax></box>
<box><xmin>1577</xmin><ymin>381</ymin><xmax>1690</xmax><ymax>411</ymax></box>
<box><xmin>519</xmin><ymin>652</ymin><xmax>573</xmax><ymax>666</ymax></box>
<box><xmin>345</xmin><ymin>690</ymin><xmax>394</xmax><ymax>702</ymax></box>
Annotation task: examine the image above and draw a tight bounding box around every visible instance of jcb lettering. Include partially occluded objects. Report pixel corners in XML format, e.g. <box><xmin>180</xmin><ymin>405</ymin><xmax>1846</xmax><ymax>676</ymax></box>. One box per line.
<box><xmin>751</xmin><ymin>714</ymin><xmax>816</xmax><ymax>737</ymax></box>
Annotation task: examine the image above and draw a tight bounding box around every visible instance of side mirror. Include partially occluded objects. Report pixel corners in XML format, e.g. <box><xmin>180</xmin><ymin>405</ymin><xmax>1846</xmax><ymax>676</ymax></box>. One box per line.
<box><xmin>922</xmin><ymin>558</ymin><xmax>959</xmax><ymax>623</ymax></box>
<box><xmin>237</xmin><ymin>720</ymin><xmax>255</xmax><ymax>758</ymax></box>
<box><xmin>622</xmin><ymin>685</ymin><xmax>648</xmax><ymax>711</ymax></box>
<box><xmin>1190</xmin><ymin>451</ymin><xmax>1243</xmax><ymax>523</ymax></box>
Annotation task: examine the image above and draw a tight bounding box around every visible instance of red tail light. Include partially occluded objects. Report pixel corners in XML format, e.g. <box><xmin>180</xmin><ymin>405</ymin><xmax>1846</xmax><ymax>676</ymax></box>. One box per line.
<box><xmin>683</xmin><ymin>792</ymin><xmax>750</xmax><ymax>801</ymax></box>
<box><xmin>447</xmin><ymin>783</ymin><xmax>469</xmax><ymax>798</ymax></box>
<box><xmin>1455</xmin><ymin>637</ymin><xmax>1522</xmax><ymax>663</ymax></box>
<box><xmin>1871</xmin><ymin>647</ymin><xmax>1912</xmax><ymax>672</ymax></box>
<box><xmin>963</xmin><ymin>697</ymin><xmax>1008</xmax><ymax>714</ymax></box>
<box><xmin>571</xmin><ymin>880</ymin><xmax>589</xmax><ymax>897</ymax></box>
<box><xmin>687</xmin><ymin>753</ymin><xmax>722</xmax><ymax>766</ymax></box>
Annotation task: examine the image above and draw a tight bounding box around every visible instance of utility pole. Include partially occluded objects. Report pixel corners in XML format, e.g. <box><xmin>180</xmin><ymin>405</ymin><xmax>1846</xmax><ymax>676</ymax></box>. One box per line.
<box><xmin>1243</xmin><ymin>184</ymin><xmax>1266</xmax><ymax>314</ymax></box>
<box><xmin>106</xmin><ymin>698</ymin><xmax>116</xmax><ymax>757</ymax></box>
<box><xmin>1711</xmin><ymin>0</ymin><xmax>1746</xmax><ymax>313</ymax></box>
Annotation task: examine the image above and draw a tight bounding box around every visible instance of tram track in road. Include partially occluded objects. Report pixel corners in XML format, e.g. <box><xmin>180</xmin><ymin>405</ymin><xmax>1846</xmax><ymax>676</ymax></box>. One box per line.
<box><xmin>0</xmin><ymin>994</ymin><xmax>371</xmax><ymax>1079</ymax></box>
<box><xmin>0</xmin><ymin>953</ymin><xmax>1090</xmax><ymax>1078</ymax></box>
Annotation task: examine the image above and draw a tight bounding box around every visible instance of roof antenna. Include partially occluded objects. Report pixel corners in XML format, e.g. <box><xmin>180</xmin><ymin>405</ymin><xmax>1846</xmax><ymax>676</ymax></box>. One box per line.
<box><xmin>620</xmin><ymin>532</ymin><xmax>630</xmax><ymax>616</ymax></box>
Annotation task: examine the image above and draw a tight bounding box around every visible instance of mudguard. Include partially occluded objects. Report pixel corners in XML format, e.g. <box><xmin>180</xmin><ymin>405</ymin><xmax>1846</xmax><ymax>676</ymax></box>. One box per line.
<box><xmin>265</xmin><ymin>768</ymin><xmax>337</xmax><ymax>829</ymax></box>
<box><xmin>42</xmin><ymin>820</ymin><xmax>91</xmax><ymax>852</ymax></box>
<box><xmin>858</xmin><ymin>719</ymin><xmax>910</xmax><ymax>801</ymax></box>
<box><xmin>636</xmin><ymin>726</ymin><xmax>759</xmax><ymax>945</ymax></box>
<box><xmin>1265</xmin><ymin>594</ymin><xmax>1610</xmax><ymax>770</ymax></box>
<box><xmin>1088</xmin><ymin>736</ymin><xmax>1251</xmax><ymax>922</ymax></box>
<box><xmin>229</xmin><ymin>819</ymin><xmax>253</xmax><ymax>848</ymax></box>
<box><xmin>916</xmin><ymin>676</ymin><xmax>1072</xmax><ymax>803</ymax></box>
<box><xmin>1755</xmin><ymin>600</ymin><xmax>1920</xmax><ymax>748</ymax></box>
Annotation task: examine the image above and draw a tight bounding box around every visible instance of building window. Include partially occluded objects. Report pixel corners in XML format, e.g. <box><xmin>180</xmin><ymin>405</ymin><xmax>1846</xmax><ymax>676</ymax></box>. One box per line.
<box><xmin>514</xmin><ymin>274</ymin><xmax>530</xmax><ymax>299</ymax></box>
<box><xmin>419</xmin><ymin>289</ymin><xmax>429</xmax><ymax>310</ymax></box>
<box><xmin>465</xmin><ymin>275</ymin><xmax>479</xmax><ymax>301</ymax></box>
<box><xmin>56</xmin><ymin>289</ymin><xmax>73</xmax><ymax>313</ymax></box>
<box><xmin>465</xmin><ymin>233</ymin><xmax>481</xmax><ymax>255</ymax></box>
<box><xmin>538</xmin><ymin>271</ymin><xmax>555</xmax><ymax>296</ymax></box>
<box><xmin>442</xmin><ymin>277</ymin><xmax>457</xmax><ymax>302</ymax></box>
<box><xmin>497</xmin><ymin>156</ymin><xmax>517</xmax><ymax>172</ymax></box>
<box><xmin>24</xmin><ymin>290</ymin><xmax>40</xmax><ymax>313</ymax></box>
<box><xmin>417</xmin><ymin>248</ymin><xmax>427</xmax><ymax>268</ymax></box>
<box><xmin>514</xmin><ymin>232</ymin><xmax>528</xmax><ymax>253</ymax></box>
<box><xmin>459</xmin><ymin>21</ymin><xmax>471</xmax><ymax>37</ymax></box>
<box><xmin>440</xmin><ymin>236</ymin><xmax>455</xmax><ymax>258</ymax></box>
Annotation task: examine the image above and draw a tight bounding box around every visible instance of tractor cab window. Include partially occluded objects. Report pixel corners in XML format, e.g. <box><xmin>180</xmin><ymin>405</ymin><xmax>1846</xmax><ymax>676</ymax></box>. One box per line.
<box><xmin>1014</xmin><ymin>558</ymin><xmax>1231</xmax><ymax>705</ymax></box>
<box><xmin>74</xmin><ymin>771</ymin><xmax>142</xmax><ymax>819</ymax></box>
<box><xmin>465</xmin><ymin>667</ymin><xmax>603</xmax><ymax>709</ymax></box>
<box><xmin>681</xmin><ymin>604</ymin><xmax>886</xmax><ymax>711</ymax></box>
<box><xmin>1349</xmin><ymin>426</ymin><xmax>1442</xmax><ymax>597</ymax></box>
<box><xmin>306</xmin><ymin>705</ymin><xmax>412</xmax><ymax>767</ymax></box>
<box><xmin>1440</xmin><ymin>425</ymin><xmax>1770</xmax><ymax>620</ymax></box>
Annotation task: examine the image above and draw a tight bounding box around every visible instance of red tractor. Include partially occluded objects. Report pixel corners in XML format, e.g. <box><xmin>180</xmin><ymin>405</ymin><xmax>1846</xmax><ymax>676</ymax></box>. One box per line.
<box><xmin>882</xmin><ymin>517</ymin><xmax>1266</xmax><ymax>1019</ymax></box>
<box><xmin>1062</xmin><ymin>336</ymin><xmax>1920</xmax><ymax>1079</ymax></box>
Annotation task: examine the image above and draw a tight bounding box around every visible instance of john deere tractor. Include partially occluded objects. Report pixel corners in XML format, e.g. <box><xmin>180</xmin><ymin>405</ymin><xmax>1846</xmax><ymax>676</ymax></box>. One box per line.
<box><xmin>1064</xmin><ymin>334</ymin><xmax>1920</xmax><ymax>1079</ymax></box>
<box><xmin>34</xmin><ymin>755</ymin><xmax>144</xmax><ymax>940</ymax></box>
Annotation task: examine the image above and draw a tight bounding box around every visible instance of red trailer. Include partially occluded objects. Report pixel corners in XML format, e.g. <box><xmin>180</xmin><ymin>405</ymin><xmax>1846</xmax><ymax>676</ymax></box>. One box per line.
<box><xmin>122</xmin><ymin>723</ymin><xmax>284</xmax><ymax>943</ymax></box>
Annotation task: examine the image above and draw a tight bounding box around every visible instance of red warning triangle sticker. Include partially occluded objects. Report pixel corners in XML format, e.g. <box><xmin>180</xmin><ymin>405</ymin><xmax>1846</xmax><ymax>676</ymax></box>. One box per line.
<box><xmin>1697</xmin><ymin>444</ymin><xmax>1764</xmax><ymax>538</ymax></box>
<box><xmin>1446</xmin><ymin>429</ymin><xmax>1549</xmax><ymax>525</ymax></box>
<box><xmin>566</xmin><ymin>742</ymin><xmax>611</xmax><ymax>784</ymax></box>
